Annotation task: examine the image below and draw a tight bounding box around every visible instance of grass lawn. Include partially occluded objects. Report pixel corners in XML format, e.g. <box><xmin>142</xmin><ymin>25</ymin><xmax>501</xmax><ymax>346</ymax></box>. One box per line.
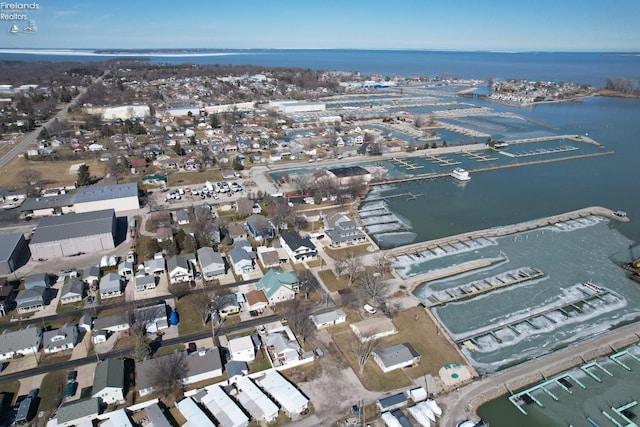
<box><xmin>154</xmin><ymin>343</ymin><xmax>186</xmax><ymax>357</ymax></box>
<box><xmin>329</xmin><ymin>307</ymin><xmax>466</xmax><ymax>392</ymax></box>
<box><xmin>304</xmin><ymin>259</ymin><xmax>322</xmax><ymax>268</ymax></box>
<box><xmin>318</xmin><ymin>269</ymin><xmax>350</xmax><ymax>292</ymax></box>
<box><xmin>166</xmin><ymin>169</ymin><xmax>223</xmax><ymax>187</ymax></box>
<box><xmin>175</xmin><ymin>294</ymin><xmax>210</xmax><ymax>336</ymax></box>
<box><xmin>324</xmin><ymin>244</ymin><xmax>372</xmax><ymax>260</ymax></box>
<box><xmin>39</xmin><ymin>351</ymin><xmax>73</xmax><ymax>368</ymax></box>
<box><xmin>248</xmin><ymin>347</ymin><xmax>271</xmax><ymax>373</ymax></box>
<box><xmin>39</xmin><ymin>370</ymin><xmax>66</xmax><ymax>410</ymax></box>
<box><xmin>0</xmin><ymin>157</ymin><xmax>107</xmax><ymax>187</ymax></box>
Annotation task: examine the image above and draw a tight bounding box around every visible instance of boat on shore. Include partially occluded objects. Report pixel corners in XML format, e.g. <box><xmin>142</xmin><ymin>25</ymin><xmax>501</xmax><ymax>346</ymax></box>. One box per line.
<box><xmin>451</xmin><ymin>167</ymin><xmax>471</xmax><ymax>181</ymax></box>
<box><xmin>425</xmin><ymin>399</ymin><xmax>442</xmax><ymax>417</ymax></box>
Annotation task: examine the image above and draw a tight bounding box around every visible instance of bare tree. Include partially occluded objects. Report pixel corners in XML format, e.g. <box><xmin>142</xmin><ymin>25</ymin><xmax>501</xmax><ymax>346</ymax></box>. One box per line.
<box><xmin>358</xmin><ymin>271</ymin><xmax>391</xmax><ymax>305</ymax></box>
<box><xmin>151</xmin><ymin>350</ymin><xmax>188</xmax><ymax>397</ymax></box>
<box><xmin>169</xmin><ymin>281</ymin><xmax>190</xmax><ymax>300</ymax></box>
<box><xmin>338</xmin><ymin>252</ymin><xmax>363</xmax><ymax>287</ymax></box>
<box><xmin>291</xmin><ymin>174</ymin><xmax>314</xmax><ymax>196</ymax></box>
<box><xmin>16</xmin><ymin>168</ymin><xmax>42</xmax><ymax>195</ymax></box>
<box><xmin>282</xmin><ymin>298</ymin><xmax>315</xmax><ymax>344</ymax></box>
<box><xmin>351</xmin><ymin>338</ymin><xmax>379</xmax><ymax>373</ymax></box>
<box><xmin>296</xmin><ymin>269</ymin><xmax>319</xmax><ymax>301</ymax></box>
<box><xmin>372</xmin><ymin>253</ymin><xmax>391</xmax><ymax>277</ymax></box>
<box><xmin>192</xmin><ymin>288</ymin><xmax>218</xmax><ymax>326</ymax></box>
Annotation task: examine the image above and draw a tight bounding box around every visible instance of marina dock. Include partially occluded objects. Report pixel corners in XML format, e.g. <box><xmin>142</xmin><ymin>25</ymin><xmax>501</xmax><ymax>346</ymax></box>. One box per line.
<box><xmin>426</xmin><ymin>266</ymin><xmax>544</xmax><ymax>307</ymax></box>
<box><xmin>455</xmin><ymin>282</ymin><xmax>617</xmax><ymax>347</ymax></box>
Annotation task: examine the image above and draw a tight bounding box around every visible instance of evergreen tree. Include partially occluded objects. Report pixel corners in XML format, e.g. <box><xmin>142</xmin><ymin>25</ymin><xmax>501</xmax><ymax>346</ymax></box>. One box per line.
<box><xmin>76</xmin><ymin>164</ymin><xmax>91</xmax><ymax>186</ymax></box>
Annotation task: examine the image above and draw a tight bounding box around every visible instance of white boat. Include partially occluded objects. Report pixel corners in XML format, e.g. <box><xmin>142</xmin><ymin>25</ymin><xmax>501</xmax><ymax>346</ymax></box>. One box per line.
<box><xmin>456</xmin><ymin>421</ymin><xmax>476</xmax><ymax>427</ymax></box>
<box><xmin>417</xmin><ymin>401</ymin><xmax>436</xmax><ymax>422</ymax></box>
<box><xmin>425</xmin><ymin>399</ymin><xmax>442</xmax><ymax>417</ymax></box>
<box><xmin>451</xmin><ymin>167</ymin><xmax>471</xmax><ymax>181</ymax></box>
<box><xmin>9</xmin><ymin>23</ymin><xmax>19</xmax><ymax>34</ymax></box>
<box><xmin>408</xmin><ymin>405</ymin><xmax>431</xmax><ymax>427</ymax></box>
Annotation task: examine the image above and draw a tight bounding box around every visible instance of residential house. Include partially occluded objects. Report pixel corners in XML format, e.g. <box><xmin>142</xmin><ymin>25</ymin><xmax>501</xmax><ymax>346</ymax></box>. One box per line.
<box><xmin>256</xmin><ymin>247</ymin><xmax>281</xmax><ymax>268</ymax></box>
<box><xmin>24</xmin><ymin>273</ymin><xmax>49</xmax><ymax>290</ymax></box>
<box><xmin>82</xmin><ymin>265</ymin><xmax>100</xmax><ymax>287</ymax></box>
<box><xmin>255</xmin><ymin>371</ymin><xmax>309</xmax><ymax>417</ymax></box>
<box><xmin>137</xmin><ymin>347</ymin><xmax>222</xmax><ymax>396</ymax></box>
<box><xmin>227</xmin><ymin>222</ymin><xmax>248</xmax><ymax>241</ymax></box>
<box><xmin>235</xmin><ymin>376</ymin><xmax>279</xmax><ymax>423</ymax></box>
<box><xmin>134</xmin><ymin>274</ymin><xmax>156</xmax><ymax>292</ymax></box>
<box><xmin>0</xmin><ymin>326</ymin><xmax>42</xmax><ymax>360</ymax></box>
<box><xmin>79</xmin><ymin>314</ymin><xmax>93</xmax><ymax>333</ymax></box>
<box><xmin>372</xmin><ymin>343</ymin><xmax>421</xmax><ymax>373</ymax></box>
<box><xmin>218</xmin><ymin>293</ymin><xmax>241</xmax><ymax>317</ymax></box>
<box><xmin>245</xmin><ymin>290</ymin><xmax>268</xmax><ymax>312</ymax></box>
<box><xmin>167</xmin><ymin>254</ymin><xmax>195</xmax><ymax>284</ymax></box>
<box><xmin>310</xmin><ymin>309</ymin><xmax>347</xmax><ymax>329</ymax></box>
<box><xmin>56</xmin><ymin>397</ymin><xmax>101</xmax><ymax>427</ymax></box>
<box><xmin>92</xmin><ymin>313</ymin><xmax>129</xmax><ymax>344</ymax></box>
<box><xmin>15</xmin><ymin>287</ymin><xmax>46</xmax><ymax>313</ymax></box>
<box><xmin>60</xmin><ymin>278</ymin><xmax>84</xmax><ymax>305</ymax></box>
<box><xmin>256</xmin><ymin>269</ymin><xmax>298</xmax><ymax>305</ymax></box>
<box><xmin>228</xmin><ymin>335</ymin><xmax>255</xmax><ymax>362</ymax></box>
<box><xmin>235</xmin><ymin>239</ymin><xmax>256</xmax><ymax>258</ymax></box>
<box><xmin>350</xmin><ymin>317</ymin><xmax>397</xmax><ymax>342</ymax></box>
<box><xmin>228</xmin><ymin>247</ymin><xmax>253</xmax><ymax>275</ymax></box>
<box><xmin>118</xmin><ymin>261</ymin><xmax>134</xmax><ymax>276</ymax></box>
<box><xmin>99</xmin><ymin>272</ymin><xmax>123</xmax><ymax>299</ymax></box>
<box><xmin>197</xmin><ymin>247</ymin><xmax>225</xmax><ymax>279</ymax></box>
<box><xmin>323</xmin><ymin>213</ymin><xmax>366</xmax><ymax>247</ymax></box>
<box><xmin>245</xmin><ymin>215</ymin><xmax>275</xmax><ymax>241</ymax></box>
<box><xmin>0</xmin><ymin>280</ymin><xmax>14</xmax><ymax>316</ymax></box>
<box><xmin>134</xmin><ymin>303</ymin><xmax>169</xmax><ymax>334</ymax></box>
<box><xmin>199</xmin><ymin>385</ymin><xmax>249</xmax><ymax>427</ymax></box>
<box><xmin>235</xmin><ymin>197</ymin><xmax>254</xmax><ymax>216</ymax></box>
<box><xmin>43</xmin><ymin>323</ymin><xmax>78</xmax><ymax>354</ymax></box>
<box><xmin>279</xmin><ymin>232</ymin><xmax>317</xmax><ymax>263</ymax></box>
<box><xmin>92</xmin><ymin>358</ymin><xmax>126</xmax><ymax>404</ymax></box>
<box><xmin>176</xmin><ymin>397</ymin><xmax>216</xmax><ymax>427</ymax></box>
<box><xmin>176</xmin><ymin>209</ymin><xmax>190</xmax><ymax>225</ymax></box>
<box><xmin>144</xmin><ymin>256</ymin><xmax>166</xmax><ymax>275</ymax></box>
<box><xmin>264</xmin><ymin>327</ymin><xmax>301</xmax><ymax>364</ymax></box>
<box><xmin>226</xmin><ymin>360</ymin><xmax>248</xmax><ymax>384</ymax></box>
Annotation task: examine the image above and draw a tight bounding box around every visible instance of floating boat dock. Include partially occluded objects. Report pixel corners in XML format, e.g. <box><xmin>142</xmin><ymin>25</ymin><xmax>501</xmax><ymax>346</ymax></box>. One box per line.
<box><xmin>426</xmin><ymin>267</ymin><xmax>544</xmax><ymax>307</ymax></box>
<box><xmin>455</xmin><ymin>282</ymin><xmax>617</xmax><ymax>347</ymax></box>
<box><xmin>508</xmin><ymin>373</ymin><xmax>586</xmax><ymax>415</ymax></box>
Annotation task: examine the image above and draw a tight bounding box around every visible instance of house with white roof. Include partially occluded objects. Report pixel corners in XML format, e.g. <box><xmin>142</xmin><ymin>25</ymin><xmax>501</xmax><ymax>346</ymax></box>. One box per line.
<box><xmin>255</xmin><ymin>370</ymin><xmax>308</xmax><ymax>417</ymax></box>
<box><xmin>43</xmin><ymin>323</ymin><xmax>78</xmax><ymax>354</ymax></box>
<box><xmin>235</xmin><ymin>376</ymin><xmax>279</xmax><ymax>423</ymax></box>
<box><xmin>228</xmin><ymin>335</ymin><xmax>255</xmax><ymax>362</ymax></box>
<box><xmin>199</xmin><ymin>385</ymin><xmax>249</xmax><ymax>427</ymax></box>
<box><xmin>99</xmin><ymin>272</ymin><xmax>123</xmax><ymax>299</ymax></box>
<box><xmin>144</xmin><ymin>256</ymin><xmax>166</xmax><ymax>275</ymax></box>
<box><xmin>310</xmin><ymin>309</ymin><xmax>347</xmax><ymax>329</ymax></box>
<box><xmin>177</xmin><ymin>397</ymin><xmax>215</xmax><ymax>427</ymax></box>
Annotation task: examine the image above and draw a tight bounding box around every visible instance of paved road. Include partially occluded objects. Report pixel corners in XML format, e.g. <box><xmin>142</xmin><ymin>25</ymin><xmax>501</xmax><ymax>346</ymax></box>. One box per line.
<box><xmin>439</xmin><ymin>323</ymin><xmax>640</xmax><ymax>426</ymax></box>
<box><xmin>0</xmin><ymin>76</ymin><xmax>102</xmax><ymax>169</ymax></box>
<box><xmin>0</xmin><ymin>313</ymin><xmax>278</xmax><ymax>384</ymax></box>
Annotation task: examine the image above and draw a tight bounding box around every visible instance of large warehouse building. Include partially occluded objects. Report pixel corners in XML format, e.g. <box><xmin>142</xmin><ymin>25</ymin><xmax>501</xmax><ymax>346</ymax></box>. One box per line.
<box><xmin>29</xmin><ymin>209</ymin><xmax>117</xmax><ymax>260</ymax></box>
<box><xmin>0</xmin><ymin>232</ymin><xmax>30</xmax><ymax>274</ymax></box>
<box><xmin>74</xmin><ymin>182</ymin><xmax>139</xmax><ymax>214</ymax></box>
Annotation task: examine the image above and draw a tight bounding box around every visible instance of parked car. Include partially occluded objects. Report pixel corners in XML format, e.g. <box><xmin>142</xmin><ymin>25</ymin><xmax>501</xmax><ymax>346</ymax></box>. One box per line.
<box><xmin>364</xmin><ymin>304</ymin><xmax>377</xmax><ymax>314</ymax></box>
<box><xmin>314</xmin><ymin>347</ymin><xmax>324</xmax><ymax>358</ymax></box>
<box><xmin>63</xmin><ymin>382</ymin><xmax>77</xmax><ymax>399</ymax></box>
<box><xmin>67</xmin><ymin>370</ymin><xmax>77</xmax><ymax>383</ymax></box>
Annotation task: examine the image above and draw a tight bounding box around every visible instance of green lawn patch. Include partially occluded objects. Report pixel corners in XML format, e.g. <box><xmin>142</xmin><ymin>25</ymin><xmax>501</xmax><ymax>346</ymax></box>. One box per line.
<box><xmin>248</xmin><ymin>347</ymin><xmax>271</xmax><ymax>373</ymax></box>
<box><xmin>318</xmin><ymin>269</ymin><xmax>350</xmax><ymax>292</ymax></box>
<box><xmin>175</xmin><ymin>293</ymin><xmax>211</xmax><ymax>335</ymax></box>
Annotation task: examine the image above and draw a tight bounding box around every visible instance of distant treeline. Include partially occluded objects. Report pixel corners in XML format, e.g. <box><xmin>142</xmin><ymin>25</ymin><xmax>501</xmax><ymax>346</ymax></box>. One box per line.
<box><xmin>605</xmin><ymin>77</ymin><xmax>639</xmax><ymax>95</ymax></box>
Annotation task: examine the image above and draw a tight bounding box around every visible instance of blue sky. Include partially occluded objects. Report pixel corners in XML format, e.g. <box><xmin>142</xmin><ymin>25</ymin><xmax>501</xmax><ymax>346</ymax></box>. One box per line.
<box><xmin>1</xmin><ymin>0</ymin><xmax>638</xmax><ymax>51</ymax></box>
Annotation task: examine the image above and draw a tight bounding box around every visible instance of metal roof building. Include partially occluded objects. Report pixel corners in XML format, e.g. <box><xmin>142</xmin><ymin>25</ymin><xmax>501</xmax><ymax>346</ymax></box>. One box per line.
<box><xmin>200</xmin><ymin>385</ymin><xmax>249</xmax><ymax>427</ymax></box>
<box><xmin>29</xmin><ymin>209</ymin><xmax>116</xmax><ymax>260</ymax></box>
<box><xmin>255</xmin><ymin>370</ymin><xmax>308</xmax><ymax>417</ymax></box>
<box><xmin>176</xmin><ymin>397</ymin><xmax>215</xmax><ymax>427</ymax></box>
<box><xmin>74</xmin><ymin>182</ymin><xmax>139</xmax><ymax>214</ymax></box>
<box><xmin>0</xmin><ymin>232</ymin><xmax>29</xmax><ymax>275</ymax></box>
<box><xmin>236</xmin><ymin>376</ymin><xmax>279</xmax><ymax>423</ymax></box>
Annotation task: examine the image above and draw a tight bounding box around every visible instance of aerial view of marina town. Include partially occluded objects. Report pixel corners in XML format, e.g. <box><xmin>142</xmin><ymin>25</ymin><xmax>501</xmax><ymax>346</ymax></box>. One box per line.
<box><xmin>0</xmin><ymin>2</ymin><xmax>639</xmax><ymax>427</ymax></box>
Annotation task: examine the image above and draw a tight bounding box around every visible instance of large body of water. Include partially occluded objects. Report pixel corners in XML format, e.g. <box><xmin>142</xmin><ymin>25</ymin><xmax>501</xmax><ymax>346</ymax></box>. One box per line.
<box><xmin>3</xmin><ymin>48</ymin><xmax>640</xmax><ymax>427</ymax></box>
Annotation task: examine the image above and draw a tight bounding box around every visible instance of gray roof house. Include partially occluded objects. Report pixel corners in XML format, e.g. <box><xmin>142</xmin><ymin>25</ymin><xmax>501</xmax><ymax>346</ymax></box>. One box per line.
<box><xmin>245</xmin><ymin>215</ymin><xmax>275</xmax><ymax>241</ymax></box>
<box><xmin>82</xmin><ymin>265</ymin><xmax>101</xmax><ymax>285</ymax></box>
<box><xmin>99</xmin><ymin>272</ymin><xmax>123</xmax><ymax>299</ymax></box>
<box><xmin>176</xmin><ymin>209</ymin><xmax>190</xmax><ymax>225</ymax></box>
<box><xmin>92</xmin><ymin>358</ymin><xmax>126</xmax><ymax>404</ymax></box>
<box><xmin>167</xmin><ymin>254</ymin><xmax>195</xmax><ymax>284</ymax></box>
<box><xmin>43</xmin><ymin>323</ymin><xmax>78</xmax><ymax>354</ymax></box>
<box><xmin>228</xmin><ymin>247</ymin><xmax>253</xmax><ymax>275</ymax></box>
<box><xmin>372</xmin><ymin>343</ymin><xmax>421</xmax><ymax>373</ymax></box>
<box><xmin>0</xmin><ymin>326</ymin><xmax>42</xmax><ymax>361</ymax></box>
<box><xmin>118</xmin><ymin>261</ymin><xmax>134</xmax><ymax>276</ymax></box>
<box><xmin>310</xmin><ymin>309</ymin><xmax>347</xmax><ymax>329</ymax></box>
<box><xmin>236</xmin><ymin>239</ymin><xmax>256</xmax><ymax>259</ymax></box>
<box><xmin>137</xmin><ymin>347</ymin><xmax>223</xmax><ymax>396</ymax></box>
<box><xmin>134</xmin><ymin>274</ymin><xmax>156</xmax><ymax>292</ymax></box>
<box><xmin>144</xmin><ymin>257</ymin><xmax>166</xmax><ymax>275</ymax></box>
<box><xmin>16</xmin><ymin>287</ymin><xmax>46</xmax><ymax>314</ymax></box>
<box><xmin>197</xmin><ymin>247</ymin><xmax>225</xmax><ymax>280</ymax></box>
<box><xmin>60</xmin><ymin>277</ymin><xmax>84</xmax><ymax>305</ymax></box>
<box><xmin>134</xmin><ymin>303</ymin><xmax>168</xmax><ymax>334</ymax></box>
<box><xmin>56</xmin><ymin>397</ymin><xmax>100</xmax><ymax>427</ymax></box>
<box><xmin>323</xmin><ymin>214</ymin><xmax>366</xmax><ymax>247</ymax></box>
<box><xmin>24</xmin><ymin>273</ymin><xmax>49</xmax><ymax>290</ymax></box>
<box><xmin>279</xmin><ymin>232</ymin><xmax>317</xmax><ymax>263</ymax></box>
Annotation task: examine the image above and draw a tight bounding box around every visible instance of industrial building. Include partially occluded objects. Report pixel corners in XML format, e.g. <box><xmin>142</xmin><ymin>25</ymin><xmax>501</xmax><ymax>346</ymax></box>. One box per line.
<box><xmin>74</xmin><ymin>182</ymin><xmax>139</xmax><ymax>214</ymax></box>
<box><xmin>29</xmin><ymin>209</ymin><xmax>117</xmax><ymax>260</ymax></box>
<box><xmin>0</xmin><ymin>232</ymin><xmax>29</xmax><ymax>274</ymax></box>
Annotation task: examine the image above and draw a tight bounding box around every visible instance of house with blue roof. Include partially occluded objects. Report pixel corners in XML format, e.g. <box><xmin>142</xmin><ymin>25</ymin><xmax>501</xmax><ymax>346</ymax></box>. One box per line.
<box><xmin>256</xmin><ymin>269</ymin><xmax>298</xmax><ymax>305</ymax></box>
